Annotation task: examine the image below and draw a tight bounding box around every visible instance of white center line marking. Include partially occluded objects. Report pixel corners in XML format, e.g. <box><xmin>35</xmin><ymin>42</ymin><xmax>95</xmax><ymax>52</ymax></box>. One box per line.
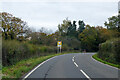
<box><xmin>73</xmin><ymin>56</ymin><xmax>75</xmax><ymax>59</ymax></box>
<box><xmin>72</xmin><ymin>59</ymin><xmax>74</xmax><ymax>62</ymax></box>
<box><xmin>72</xmin><ymin>56</ymin><xmax>75</xmax><ymax>62</ymax></box>
<box><xmin>74</xmin><ymin>62</ymin><xmax>78</xmax><ymax>67</ymax></box>
<box><xmin>72</xmin><ymin>56</ymin><xmax>92</xmax><ymax>80</ymax></box>
<box><xmin>80</xmin><ymin>69</ymin><xmax>92</xmax><ymax>80</ymax></box>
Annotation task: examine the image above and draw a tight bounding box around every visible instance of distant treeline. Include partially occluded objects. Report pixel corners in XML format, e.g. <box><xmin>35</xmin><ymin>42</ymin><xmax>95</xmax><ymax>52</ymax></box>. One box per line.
<box><xmin>1</xmin><ymin>12</ymin><xmax>120</xmax><ymax>66</ymax></box>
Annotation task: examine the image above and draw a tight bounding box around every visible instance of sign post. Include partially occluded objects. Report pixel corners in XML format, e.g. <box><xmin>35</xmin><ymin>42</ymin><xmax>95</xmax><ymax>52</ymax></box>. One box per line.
<box><xmin>57</xmin><ymin>41</ymin><xmax>62</xmax><ymax>53</ymax></box>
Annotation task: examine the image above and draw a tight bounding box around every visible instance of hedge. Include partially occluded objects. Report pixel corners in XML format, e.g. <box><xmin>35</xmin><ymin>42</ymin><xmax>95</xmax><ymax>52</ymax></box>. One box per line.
<box><xmin>98</xmin><ymin>38</ymin><xmax>120</xmax><ymax>64</ymax></box>
<box><xmin>2</xmin><ymin>40</ymin><xmax>57</xmax><ymax>66</ymax></box>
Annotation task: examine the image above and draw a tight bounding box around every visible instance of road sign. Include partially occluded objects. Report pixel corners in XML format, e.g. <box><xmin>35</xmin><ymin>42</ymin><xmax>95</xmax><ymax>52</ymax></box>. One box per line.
<box><xmin>57</xmin><ymin>41</ymin><xmax>62</xmax><ymax>47</ymax></box>
<box><xmin>57</xmin><ymin>41</ymin><xmax>62</xmax><ymax>53</ymax></box>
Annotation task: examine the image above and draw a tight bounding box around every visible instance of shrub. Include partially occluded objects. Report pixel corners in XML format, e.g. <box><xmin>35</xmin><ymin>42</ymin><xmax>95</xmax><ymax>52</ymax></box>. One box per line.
<box><xmin>98</xmin><ymin>38</ymin><xmax>120</xmax><ymax>64</ymax></box>
<box><xmin>2</xmin><ymin>40</ymin><xmax>59</xmax><ymax>66</ymax></box>
<box><xmin>113</xmin><ymin>39</ymin><xmax>120</xmax><ymax>62</ymax></box>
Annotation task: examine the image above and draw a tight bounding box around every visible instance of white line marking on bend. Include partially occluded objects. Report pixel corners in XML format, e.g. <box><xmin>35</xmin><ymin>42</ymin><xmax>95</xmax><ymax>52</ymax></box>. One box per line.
<box><xmin>72</xmin><ymin>58</ymin><xmax>74</xmax><ymax>62</ymax></box>
<box><xmin>73</xmin><ymin>56</ymin><xmax>75</xmax><ymax>59</ymax></box>
<box><xmin>72</xmin><ymin>56</ymin><xmax>78</xmax><ymax>67</ymax></box>
<box><xmin>80</xmin><ymin>70</ymin><xmax>92</xmax><ymax>80</ymax></box>
<box><xmin>72</xmin><ymin>56</ymin><xmax>75</xmax><ymax>60</ymax></box>
<box><xmin>22</xmin><ymin>56</ymin><xmax>57</xmax><ymax>80</ymax></box>
<box><xmin>72</xmin><ymin>55</ymin><xmax>91</xmax><ymax>80</ymax></box>
<box><xmin>74</xmin><ymin>62</ymin><xmax>78</xmax><ymax>67</ymax></box>
<box><xmin>72</xmin><ymin>56</ymin><xmax>75</xmax><ymax>62</ymax></box>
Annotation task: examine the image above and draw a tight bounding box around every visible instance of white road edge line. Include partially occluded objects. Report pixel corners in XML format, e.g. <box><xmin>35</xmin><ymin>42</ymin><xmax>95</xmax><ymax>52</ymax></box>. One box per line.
<box><xmin>80</xmin><ymin>70</ymin><xmax>92</xmax><ymax>80</ymax></box>
<box><xmin>22</xmin><ymin>56</ymin><xmax>57</xmax><ymax>80</ymax></box>
<box><xmin>74</xmin><ymin>62</ymin><xmax>78</xmax><ymax>67</ymax></box>
<box><xmin>91</xmin><ymin>56</ymin><xmax>119</xmax><ymax>70</ymax></box>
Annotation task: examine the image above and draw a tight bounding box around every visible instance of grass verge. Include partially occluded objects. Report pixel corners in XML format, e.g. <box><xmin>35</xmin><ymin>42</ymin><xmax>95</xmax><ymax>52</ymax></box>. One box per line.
<box><xmin>2</xmin><ymin>52</ymin><xmax>76</xmax><ymax>79</ymax></box>
<box><xmin>92</xmin><ymin>54</ymin><xmax>120</xmax><ymax>69</ymax></box>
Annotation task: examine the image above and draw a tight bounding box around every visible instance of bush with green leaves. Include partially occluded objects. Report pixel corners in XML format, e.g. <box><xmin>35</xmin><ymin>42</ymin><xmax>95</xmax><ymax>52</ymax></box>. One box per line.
<box><xmin>2</xmin><ymin>40</ymin><xmax>57</xmax><ymax>66</ymax></box>
<box><xmin>98</xmin><ymin>38</ymin><xmax>120</xmax><ymax>64</ymax></box>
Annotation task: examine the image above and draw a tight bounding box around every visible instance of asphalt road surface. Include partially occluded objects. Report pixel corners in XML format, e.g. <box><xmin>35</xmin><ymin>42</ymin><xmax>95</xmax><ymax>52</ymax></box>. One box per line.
<box><xmin>23</xmin><ymin>53</ymin><xmax>119</xmax><ymax>80</ymax></box>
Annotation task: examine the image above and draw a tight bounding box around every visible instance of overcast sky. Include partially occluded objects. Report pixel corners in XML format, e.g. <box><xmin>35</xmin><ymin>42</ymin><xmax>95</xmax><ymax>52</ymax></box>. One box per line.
<box><xmin>1</xmin><ymin>0</ymin><xmax>119</xmax><ymax>32</ymax></box>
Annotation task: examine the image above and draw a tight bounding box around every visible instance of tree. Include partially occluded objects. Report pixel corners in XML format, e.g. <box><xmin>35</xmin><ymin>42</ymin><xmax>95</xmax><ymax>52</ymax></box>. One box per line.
<box><xmin>98</xmin><ymin>27</ymin><xmax>120</xmax><ymax>41</ymax></box>
<box><xmin>78</xmin><ymin>20</ymin><xmax>85</xmax><ymax>33</ymax></box>
<box><xmin>1</xmin><ymin>12</ymin><xmax>28</xmax><ymax>40</ymax></box>
<box><xmin>39</xmin><ymin>27</ymin><xmax>53</xmax><ymax>35</ymax></box>
<box><xmin>67</xmin><ymin>21</ymin><xmax>77</xmax><ymax>37</ymax></box>
<box><xmin>118</xmin><ymin>10</ymin><xmax>120</xmax><ymax>32</ymax></box>
<box><xmin>104</xmin><ymin>15</ymin><xmax>119</xmax><ymax>30</ymax></box>
<box><xmin>58</xmin><ymin>18</ymin><xmax>71</xmax><ymax>36</ymax></box>
<box><xmin>78</xmin><ymin>25</ymin><xmax>100</xmax><ymax>52</ymax></box>
<box><xmin>104</xmin><ymin>15</ymin><xmax>120</xmax><ymax>38</ymax></box>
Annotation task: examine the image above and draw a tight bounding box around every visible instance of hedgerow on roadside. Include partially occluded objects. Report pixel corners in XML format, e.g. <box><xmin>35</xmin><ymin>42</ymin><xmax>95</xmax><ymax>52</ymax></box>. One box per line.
<box><xmin>98</xmin><ymin>38</ymin><xmax>120</xmax><ymax>64</ymax></box>
<box><xmin>2</xmin><ymin>40</ymin><xmax>58</xmax><ymax>66</ymax></box>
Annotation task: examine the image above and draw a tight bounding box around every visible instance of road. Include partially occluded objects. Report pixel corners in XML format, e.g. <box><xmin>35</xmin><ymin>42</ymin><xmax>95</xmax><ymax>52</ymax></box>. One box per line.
<box><xmin>23</xmin><ymin>53</ymin><xmax>119</xmax><ymax>80</ymax></box>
